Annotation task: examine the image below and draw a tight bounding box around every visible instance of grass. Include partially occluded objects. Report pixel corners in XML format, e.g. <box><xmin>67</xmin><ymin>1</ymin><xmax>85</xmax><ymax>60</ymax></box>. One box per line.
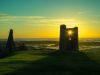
<box><xmin>0</xmin><ymin>49</ymin><xmax>100</xmax><ymax>75</ymax></box>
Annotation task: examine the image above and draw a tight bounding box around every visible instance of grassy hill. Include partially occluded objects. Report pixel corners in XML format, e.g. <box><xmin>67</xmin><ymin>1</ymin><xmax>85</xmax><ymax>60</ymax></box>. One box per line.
<box><xmin>0</xmin><ymin>49</ymin><xmax>100</xmax><ymax>75</ymax></box>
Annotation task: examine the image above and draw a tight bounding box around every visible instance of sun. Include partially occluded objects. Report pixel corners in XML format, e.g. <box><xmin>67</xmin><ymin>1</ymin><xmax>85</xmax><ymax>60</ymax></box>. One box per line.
<box><xmin>68</xmin><ymin>30</ymin><xmax>73</xmax><ymax>35</ymax></box>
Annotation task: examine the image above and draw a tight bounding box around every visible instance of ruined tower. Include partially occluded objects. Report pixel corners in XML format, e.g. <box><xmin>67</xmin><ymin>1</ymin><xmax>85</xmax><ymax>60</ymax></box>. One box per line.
<box><xmin>6</xmin><ymin>29</ymin><xmax>15</xmax><ymax>52</ymax></box>
<box><xmin>60</xmin><ymin>24</ymin><xmax>79</xmax><ymax>52</ymax></box>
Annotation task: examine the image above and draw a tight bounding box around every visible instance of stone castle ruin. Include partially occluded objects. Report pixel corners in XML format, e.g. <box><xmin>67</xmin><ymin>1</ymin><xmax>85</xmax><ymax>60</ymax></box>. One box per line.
<box><xmin>60</xmin><ymin>24</ymin><xmax>79</xmax><ymax>52</ymax></box>
<box><xmin>6</xmin><ymin>29</ymin><xmax>15</xmax><ymax>52</ymax></box>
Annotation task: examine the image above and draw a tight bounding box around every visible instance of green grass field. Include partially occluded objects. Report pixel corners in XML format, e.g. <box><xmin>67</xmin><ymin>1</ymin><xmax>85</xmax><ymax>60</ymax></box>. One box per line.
<box><xmin>0</xmin><ymin>49</ymin><xmax>100</xmax><ymax>75</ymax></box>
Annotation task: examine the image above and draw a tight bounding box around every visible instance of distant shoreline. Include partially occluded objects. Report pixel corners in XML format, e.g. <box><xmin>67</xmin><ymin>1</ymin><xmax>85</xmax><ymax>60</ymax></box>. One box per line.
<box><xmin>0</xmin><ymin>38</ymin><xmax>100</xmax><ymax>42</ymax></box>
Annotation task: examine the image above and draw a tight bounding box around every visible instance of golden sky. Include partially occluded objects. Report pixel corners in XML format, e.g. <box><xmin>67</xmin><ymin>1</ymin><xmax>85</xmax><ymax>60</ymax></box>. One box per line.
<box><xmin>0</xmin><ymin>0</ymin><xmax>100</xmax><ymax>38</ymax></box>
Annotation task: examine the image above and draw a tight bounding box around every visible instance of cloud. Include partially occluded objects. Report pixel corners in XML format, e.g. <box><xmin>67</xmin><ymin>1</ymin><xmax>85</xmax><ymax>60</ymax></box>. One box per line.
<box><xmin>91</xmin><ymin>20</ymin><xmax>100</xmax><ymax>24</ymax></box>
<box><xmin>77</xmin><ymin>11</ymin><xmax>85</xmax><ymax>15</ymax></box>
<box><xmin>0</xmin><ymin>13</ymin><xmax>8</xmax><ymax>16</ymax></box>
<box><xmin>0</xmin><ymin>14</ymin><xmax>76</xmax><ymax>26</ymax></box>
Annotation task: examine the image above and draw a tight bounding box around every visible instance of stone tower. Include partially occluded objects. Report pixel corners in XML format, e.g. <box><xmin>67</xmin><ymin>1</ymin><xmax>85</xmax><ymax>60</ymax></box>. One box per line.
<box><xmin>60</xmin><ymin>24</ymin><xmax>79</xmax><ymax>52</ymax></box>
<box><xmin>6</xmin><ymin>29</ymin><xmax>15</xmax><ymax>52</ymax></box>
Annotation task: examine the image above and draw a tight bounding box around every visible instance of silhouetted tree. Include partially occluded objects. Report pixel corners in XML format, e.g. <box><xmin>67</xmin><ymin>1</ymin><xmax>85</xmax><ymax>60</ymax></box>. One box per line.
<box><xmin>6</xmin><ymin>29</ymin><xmax>15</xmax><ymax>52</ymax></box>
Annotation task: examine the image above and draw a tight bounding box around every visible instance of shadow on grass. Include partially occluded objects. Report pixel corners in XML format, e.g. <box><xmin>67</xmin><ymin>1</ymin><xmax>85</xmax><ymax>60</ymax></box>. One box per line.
<box><xmin>2</xmin><ymin>50</ymin><xmax>100</xmax><ymax>75</ymax></box>
<box><xmin>0</xmin><ymin>51</ymin><xmax>16</xmax><ymax>59</ymax></box>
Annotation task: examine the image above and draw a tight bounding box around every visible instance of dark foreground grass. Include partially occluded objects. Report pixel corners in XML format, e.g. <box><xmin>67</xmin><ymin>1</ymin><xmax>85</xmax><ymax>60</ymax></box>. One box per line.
<box><xmin>0</xmin><ymin>49</ymin><xmax>100</xmax><ymax>75</ymax></box>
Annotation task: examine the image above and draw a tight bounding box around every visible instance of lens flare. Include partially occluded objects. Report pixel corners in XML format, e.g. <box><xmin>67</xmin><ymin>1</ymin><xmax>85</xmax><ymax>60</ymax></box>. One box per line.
<box><xmin>68</xmin><ymin>30</ymin><xmax>73</xmax><ymax>35</ymax></box>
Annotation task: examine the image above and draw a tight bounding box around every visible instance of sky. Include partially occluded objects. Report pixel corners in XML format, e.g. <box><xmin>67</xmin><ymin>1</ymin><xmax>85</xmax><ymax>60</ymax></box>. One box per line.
<box><xmin>0</xmin><ymin>0</ymin><xmax>100</xmax><ymax>38</ymax></box>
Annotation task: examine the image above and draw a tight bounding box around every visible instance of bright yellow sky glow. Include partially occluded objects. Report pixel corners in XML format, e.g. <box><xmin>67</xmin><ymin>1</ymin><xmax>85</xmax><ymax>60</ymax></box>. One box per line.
<box><xmin>1</xmin><ymin>19</ymin><xmax>100</xmax><ymax>39</ymax></box>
